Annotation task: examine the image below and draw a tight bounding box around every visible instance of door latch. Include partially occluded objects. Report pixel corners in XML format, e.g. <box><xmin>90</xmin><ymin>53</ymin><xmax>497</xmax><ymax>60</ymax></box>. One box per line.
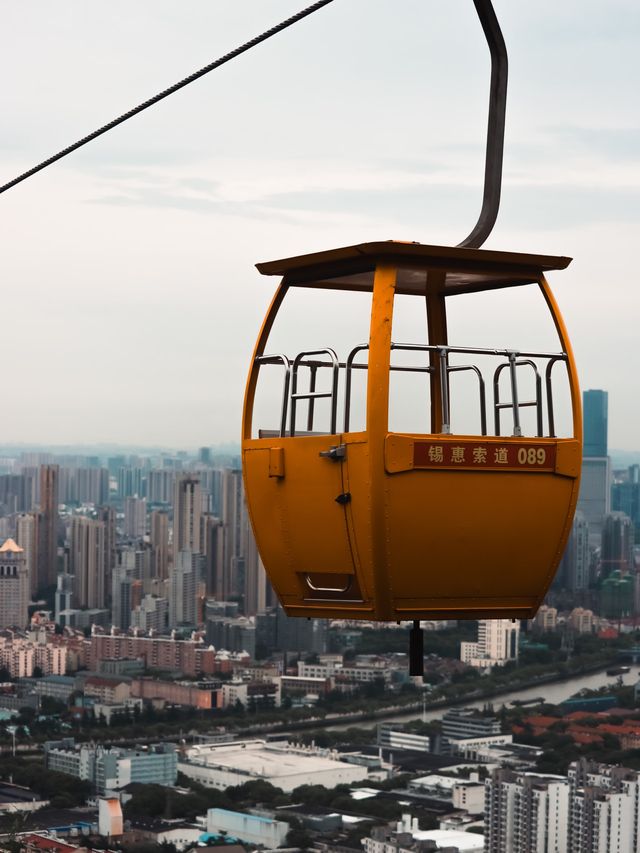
<box><xmin>319</xmin><ymin>444</ymin><xmax>346</xmax><ymax>461</ymax></box>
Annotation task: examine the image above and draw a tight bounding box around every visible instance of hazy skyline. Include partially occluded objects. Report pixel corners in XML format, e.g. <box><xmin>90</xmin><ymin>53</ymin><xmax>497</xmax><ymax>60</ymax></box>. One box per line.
<box><xmin>1</xmin><ymin>1</ymin><xmax>639</xmax><ymax>447</ymax></box>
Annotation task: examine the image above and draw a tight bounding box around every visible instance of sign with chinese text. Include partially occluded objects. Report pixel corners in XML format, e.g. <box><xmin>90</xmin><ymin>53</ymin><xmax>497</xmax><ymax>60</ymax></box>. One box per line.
<box><xmin>413</xmin><ymin>440</ymin><xmax>557</xmax><ymax>472</ymax></box>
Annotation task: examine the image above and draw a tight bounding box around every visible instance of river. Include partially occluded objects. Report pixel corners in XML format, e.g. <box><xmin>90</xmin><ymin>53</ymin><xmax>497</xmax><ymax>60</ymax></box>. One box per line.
<box><xmin>325</xmin><ymin>665</ymin><xmax>640</xmax><ymax>730</ymax></box>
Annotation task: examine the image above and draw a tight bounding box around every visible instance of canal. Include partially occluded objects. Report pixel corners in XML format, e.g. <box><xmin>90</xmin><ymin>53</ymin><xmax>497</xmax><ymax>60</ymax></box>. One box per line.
<box><xmin>325</xmin><ymin>665</ymin><xmax>639</xmax><ymax>730</ymax></box>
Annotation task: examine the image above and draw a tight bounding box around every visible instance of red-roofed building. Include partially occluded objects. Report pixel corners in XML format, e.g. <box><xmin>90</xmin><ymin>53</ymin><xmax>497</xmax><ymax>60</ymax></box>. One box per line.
<box><xmin>518</xmin><ymin>715</ymin><xmax>560</xmax><ymax>736</ymax></box>
<box><xmin>570</xmin><ymin>731</ymin><xmax>603</xmax><ymax>745</ymax></box>
<box><xmin>19</xmin><ymin>834</ymin><xmax>79</xmax><ymax>852</ymax></box>
<box><xmin>564</xmin><ymin>711</ymin><xmax>595</xmax><ymax>722</ymax></box>
<box><xmin>20</xmin><ymin>835</ymin><xmax>119</xmax><ymax>853</ymax></box>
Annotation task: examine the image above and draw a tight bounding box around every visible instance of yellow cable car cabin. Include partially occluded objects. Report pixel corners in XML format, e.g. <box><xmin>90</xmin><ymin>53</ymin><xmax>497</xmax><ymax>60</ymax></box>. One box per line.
<box><xmin>242</xmin><ymin>241</ymin><xmax>581</xmax><ymax>625</ymax></box>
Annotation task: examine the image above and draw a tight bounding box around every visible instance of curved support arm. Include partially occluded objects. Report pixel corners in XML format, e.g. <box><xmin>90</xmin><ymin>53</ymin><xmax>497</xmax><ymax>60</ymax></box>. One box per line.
<box><xmin>457</xmin><ymin>0</ymin><xmax>508</xmax><ymax>249</ymax></box>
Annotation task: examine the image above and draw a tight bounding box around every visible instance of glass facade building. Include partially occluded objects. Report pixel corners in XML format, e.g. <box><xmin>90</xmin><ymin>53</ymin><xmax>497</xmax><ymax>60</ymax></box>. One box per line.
<box><xmin>583</xmin><ymin>389</ymin><xmax>608</xmax><ymax>457</ymax></box>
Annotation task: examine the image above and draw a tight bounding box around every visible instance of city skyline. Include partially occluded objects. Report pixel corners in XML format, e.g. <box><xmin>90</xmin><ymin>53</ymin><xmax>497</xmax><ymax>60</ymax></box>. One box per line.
<box><xmin>1</xmin><ymin>2</ymin><xmax>640</xmax><ymax>448</ymax></box>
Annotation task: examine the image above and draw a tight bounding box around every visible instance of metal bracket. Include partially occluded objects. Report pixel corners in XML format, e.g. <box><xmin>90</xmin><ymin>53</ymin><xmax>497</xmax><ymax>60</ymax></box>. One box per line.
<box><xmin>457</xmin><ymin>0</ymin><xmax>508</xmax><ymax>249</ymax></box>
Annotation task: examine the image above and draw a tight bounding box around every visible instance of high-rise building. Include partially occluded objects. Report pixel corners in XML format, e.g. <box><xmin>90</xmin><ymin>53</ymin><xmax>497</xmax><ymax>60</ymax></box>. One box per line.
<box><xmin>583</xmin><ymin>390</ymin><xmax>608</xmax><ymax>457</ymax></box>
<box><xmin>55</xmin><ymin>572</ymin><xmax>75</xmax><ymax>623</ymax></box>
<box><xmin>244</xmin><ymin>525</ymin><xmax>269</xmax><ymax>616</ymax></box>
<box><xmin>568</xmin><ymin>759</ymin><xmax>640</xmax><ymax>853</ymax></box>
<box><xmin>147</xmin><ymin>469</ymin><xmax>174</xmax><ymax>504</ymax></box>
<box><xmin>220</xmin><ymin>469</ymin><xmax>245</xmax><ymax>601</ymax></box>
<box><xmin>198</xmin><ymin>447</ymin><xmax>212</xmax><ymax>465</ymax></box>
<box><xmin>111</xmin><ymin>565</ymin><xmax>134</xmax><ymax>630</ymax></box>
<box><xmin>612</xmin><ymin>465</ymin><xmax>640</xmax><ymax>536</ymax></box>
<box><xmin>196</xmin><ymin>468</ymin><xmax>219</xmax><ymax>514</ymax></box>
<box><xmin>150</xmin><ymin>510</ymin><xmax>169</xmax><ymax>579</ymax></box>
<box><xmin>37</xmin><ymin>464</ymin><xmax>59</xmax><ymax>590</ymax></box>
<box><xmin>201</xmin><ymin>514</ymin><xmax>224</xmax><ymax>598</ymax></box>
<box><xmin>75</xmin><ymin>467</ymin><xmax>110</xmax><ymax>505</ymax></box>
<box><xmin>578</xmin><ymin>458</ymin><xmax>611</xmax><ymax>541</ymax></box>
<box><xmin>69</xmin><ymin>516</ymin><xmax>106</xmax><ymax>609</ymax></box>
<box><xmin>0</xmin><ymin>473</ymin><xmax>34</xmax><ymax>513</ymax></box>
<box><xmin>206</xmin><ymin>616</ymin><xmax>256</xmax><ymax>658</ymax></box>
<box><xmin>460</xmin><ymin>619</ymin><xmax>520</xmax><ymax>669</ymax></box>
<box><xmin>131</xmin><ymin>594</ymin><xmax>169</xmax><ymax>633</ymax></box>
<box><xmin>117</xmin><ymin>466</ymin><xmax>147</xmax><ymax>499</ymax></box>
<box><xmin>600</xmin><ymin>512</ymin><xmax>634</xmax><ymax>578</ymax></box>
<box><xmin>124</xmin><ymin>496</ymin><xmax>147</xmax><ymax>538</ymax></box>
<box><xmin>255</xmin><ymin>605</ymin><xmax>328</xmax><ymax>656</ymax></box>
<box><xmin>0</xmin><ymin>539</ymin><xmax>29</xmax><ymax>629</ymax></box>
<box><xmin>15</xmin><ymin>512</ymin><xmax>39</xmax><ymax>597</ymax></box>
<box><xmin>578</xmin><ymin>390</ymin><xmax>610</xmax><ymax>541</ymax></box>
<box><xmin>95</xmin><ymin>505</ymin><xmax>116</xmax><ymax>606</ymax></box>
<box><xmin>169</xmin><ymin>550</ymin><xmax>199</xmax><ymax>627</ymax></box>
<box><xmin>173</xmin><ymin>475</ymin><xmax>203</xmax><ymax>556</ymax></box>
<box><xmin>556</xmin><ymin>510</ymin><xmax>591</xmax><ymax>593</ymax></box>
<box><xmin>485</xmin><ymin>768</ymin><xmax>570</xmax><ymax>853</ymax></box>
<box><xmin>19</xmin><ymin>465</ymin><xmax>41</xmax><ymax>507</ymax></box>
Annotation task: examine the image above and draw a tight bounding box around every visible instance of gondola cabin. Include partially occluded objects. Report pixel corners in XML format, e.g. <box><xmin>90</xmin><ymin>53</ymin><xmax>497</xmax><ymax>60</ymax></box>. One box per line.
<box><xmin>242</xmin><ymin>241</ymin><xmax>581</xmax><ymax>623</ymax></box>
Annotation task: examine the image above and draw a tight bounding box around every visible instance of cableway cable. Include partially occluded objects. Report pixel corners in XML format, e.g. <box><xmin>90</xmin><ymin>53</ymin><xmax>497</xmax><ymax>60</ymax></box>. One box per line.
<box><xmin>0</xmin><ymin>0</ymin><xmax>335</xmax><ymax>196</ymax></box>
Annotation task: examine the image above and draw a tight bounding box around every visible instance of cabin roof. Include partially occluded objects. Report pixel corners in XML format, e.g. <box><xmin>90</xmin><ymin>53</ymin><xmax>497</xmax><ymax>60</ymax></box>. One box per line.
<box><xmin>256</xmin><ymin>240</ymin><xmax>572</xmax><ymax>296</ymax></box>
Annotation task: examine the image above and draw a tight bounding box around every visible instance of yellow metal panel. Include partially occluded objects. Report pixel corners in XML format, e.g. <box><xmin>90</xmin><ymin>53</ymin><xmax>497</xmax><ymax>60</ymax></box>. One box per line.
<box><xmin>244</xmin><ymin>434</ymin><xmax>378</xmax><ymax>618</ymax></box>
<box><xmin>555</xmin><ymin>440</ymin><xmax>582</xmax><ymax>478</ymax></box>
<box><xmin>383</xmin><ymin>465</ymin><xmax>578</xmax><ymax>618</ymax></box>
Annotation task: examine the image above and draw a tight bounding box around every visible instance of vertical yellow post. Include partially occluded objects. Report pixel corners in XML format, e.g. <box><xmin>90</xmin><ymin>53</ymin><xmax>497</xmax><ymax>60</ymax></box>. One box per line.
<box><xmin>367</xmin><ymin>264</ymin><xmax>396</xmax><ymax>620</ymax></box>
<box><xmin>242</xmin><ymin>282</ymin><xmax>288</xmax><ymax>441</ymax></box>
<box><xmin>539</xmin><ymin>275</ymin><xmax>582</xmax><ymax>440</ymax></box>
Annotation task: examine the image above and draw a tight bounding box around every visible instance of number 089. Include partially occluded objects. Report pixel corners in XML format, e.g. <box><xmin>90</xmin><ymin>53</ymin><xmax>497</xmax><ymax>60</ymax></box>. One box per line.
<box><xmin>517</xmin><ymin>447</ymin><xmax>546</xmax><ymax>465</ymax></box>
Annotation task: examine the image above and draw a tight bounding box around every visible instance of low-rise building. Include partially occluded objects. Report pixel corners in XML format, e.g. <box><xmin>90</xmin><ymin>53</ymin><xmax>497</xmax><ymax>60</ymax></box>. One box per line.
<box><xmin>93</xmin><ymin>698</ymin><xmax>144</xmax><ymax>724</ymax></box>
<box><xmin>378</xmin><ymin>725</ymin><xmax>431</xmax><ymax>753</ymax></box>
<box><xmin>132</xmin><ymin>677</ymin><xmax>223</xmax><ymax>710</ymax></box>
<box><xmin>568</xmin><ymin>607</ymin><xmax>595</xmax><ymax>634</ymax></box>
<box><xmin>88</xmin><ymin>630</ymin><xmax>245</xmax><ymax>676</ymax></box>
<box><xmin>408</xmin><ymin>773</ymin><xmax>484</xmax><ymax>815</ymax></box>
<box><xmin>98</xmin><ymin>797</ymin><xmax>123</xmax><ymax>838</ymax></box>
<box><xmin>126</xmin><ymin>818</ymin><xmax>202</xmax><ymax>851</ymax></box>
<box><xmin>84</xmin><ymin>676</ymin><xmax>131</xmax><ymax>705</ymax></box>
<box><xmin>362</xmin><ymin>814</ymin><xmax>484</xmax><ymax>853</ymax></box>
<box><xmin>0</xmin><ymin>782</ymin><xmax>48</xmax><ymax>814</ymax></box>
<box><xmin>442</xmin><ymin>708</ymin><xmax>502</xmax><ymax>741</ymax></box>
<box><xmin>19</xmin><ymin>674</ymin><xmax>76</xmax><ymax>703</ymax></box>
<box><xmin>280</xmin><ymin>674</ymin><xmax>333</xmax><ymax>696</ymax></box>
<box><xmin>0</xmin><ymin>635</ymin><xmax>67</xmax><ymax>678</ymax></box>
<box><xmin>179</xmin><ymin>739</ymin><xmax>369</xmax><ymax>792</ymax></box>
<box><xmin>533</xmin><ymin>605</ymin><xmax>558</xmax><ymax>632</ymax></box>
<box><xmin>44</xmin><ymin>738</ymin><xmax>177</xmax><ymax>794</ymax></box>
<box><xmin>207</xmin><ymin>808</ymin><xmax>290</xmax><ymax>848</ymax></box>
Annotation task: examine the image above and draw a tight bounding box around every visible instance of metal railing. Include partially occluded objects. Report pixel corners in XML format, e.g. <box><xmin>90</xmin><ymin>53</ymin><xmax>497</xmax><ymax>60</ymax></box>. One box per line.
<box><xmin>256</xmin><ymin>342</ymin><xmax>568</xmax><ymax>438</ymax></box>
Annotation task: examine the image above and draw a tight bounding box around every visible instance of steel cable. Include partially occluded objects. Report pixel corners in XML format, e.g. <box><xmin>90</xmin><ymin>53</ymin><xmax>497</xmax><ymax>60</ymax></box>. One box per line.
<box><xmin>0</xmin><ymin>0</ymin><xmax>335</xmax><ymax>195</ymax></box>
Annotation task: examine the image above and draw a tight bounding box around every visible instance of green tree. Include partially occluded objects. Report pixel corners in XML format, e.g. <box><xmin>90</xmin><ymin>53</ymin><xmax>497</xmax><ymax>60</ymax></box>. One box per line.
<box><xmin>286</xmin><ymin>827</ymin><xmax>313</xmax><ymax>850</ymax></box>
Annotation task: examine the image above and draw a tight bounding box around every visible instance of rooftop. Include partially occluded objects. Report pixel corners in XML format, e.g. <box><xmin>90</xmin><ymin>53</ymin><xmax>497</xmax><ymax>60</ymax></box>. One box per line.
<box><xmin>0</xmin><ymin>538</ymin><xmax>24</xmax><ymax>553</ymax></box>
<box><xmin>184</xmin><ymin>740</ymin><xmax>357</xmax><ymax>778</ymax></box>
<box><xmin>257</xmin><ymin>240</ymin><xmax>571</xmax><ymax>297</ymax></box>
<box><xmin>413</xmin><ymin>829</ymin><xmax>484</xmax><ymax>851</ymax></box>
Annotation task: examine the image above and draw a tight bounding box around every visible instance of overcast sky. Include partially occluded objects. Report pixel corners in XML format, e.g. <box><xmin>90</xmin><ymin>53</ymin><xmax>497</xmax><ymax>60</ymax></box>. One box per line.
<box><xmin>1</xmin><ymin>1</ymin><xmax>639</xmax><ymax>450</ymax></box>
